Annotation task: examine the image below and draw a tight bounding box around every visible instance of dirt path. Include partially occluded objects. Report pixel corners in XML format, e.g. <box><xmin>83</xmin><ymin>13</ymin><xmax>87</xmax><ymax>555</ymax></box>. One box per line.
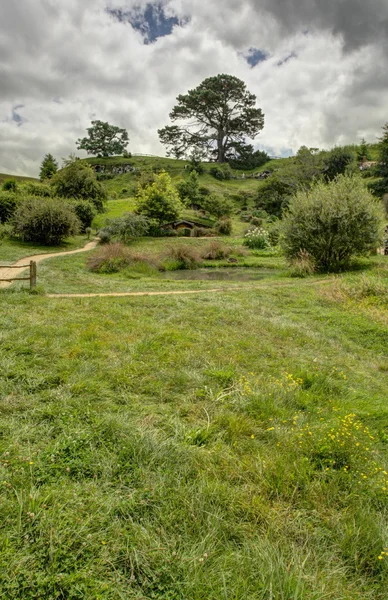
<box><xmin>0</xmin><ymin>239</ymin><xmax>99</xmax><ymax>289</ymax></box>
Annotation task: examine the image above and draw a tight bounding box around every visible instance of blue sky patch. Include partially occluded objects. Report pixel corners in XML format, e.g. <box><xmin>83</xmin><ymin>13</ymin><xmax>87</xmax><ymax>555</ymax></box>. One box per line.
<box><xmin>12</xmin><ymin>104</ymin><xmax>25</xmax><ymax>126</ymax></box>
<box><xmin>107</xmin><ymin>3</ymin><xmax>187</xmax><ymax>44</ymax></box>
<box><xmin>244</xmin><ymin>47</ymin><xmax>268</xmax><ymax>67</ymax></box>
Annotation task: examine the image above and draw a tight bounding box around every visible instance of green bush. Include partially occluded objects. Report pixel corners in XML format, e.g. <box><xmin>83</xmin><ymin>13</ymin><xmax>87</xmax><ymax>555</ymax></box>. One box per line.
<box><xmin>13</xmin><ymin>198</ymin><xmax>80</xmax><ymax>245</ymax></box>
<box><xmin>71</xmin><ymin>200</ymin><xmax>97</xmax><ymax>232</ymax></box>
<box><xmin>201</xmin><ymin>194</ymin><xmax>233</xmax><ymax>218</ymax></box>
<box><xmin>243</xmin><ymin>227</ymin><xmax>271</xmax><ymax>249</ymax></box>
<box><xmin>0</xmin><ymin>222</ymin><xmax>13</xmax><ymax>243</ymax></box>
<box><xmin>281</xmin><ymin>175</ymin><xmax>385</xmax><ymax>272</ymax></box>
<box><xmin>51</xmin><ymin>157</ymin><xmax>107</xmax><ymax>212</ymax></box>
<box><xmin>0</xmin><ymin>191</ymin><xmax>19</xmax><ymax>223</ymax></box>
<box><xmin>101</xmin><ymin>213</ymin><xmax>149</xmax><ymax>243</ymax></box>
<box><xmin>2</xmin><ymin>179</ymin><xmax>17</xmax><ymax>192</ymax></box>
<box><xmin>21</xmin><ymin>182</ymin><xmax>52</xmax><ymax>197</ymax></box>
<box><xmin>209</xmin><ymin>165</ymin><xmax>233</xmax><ymax>180</ymax></box>
<box><xmin>164</xmin><ymin>245</ymin><xmax>202</xmax><ymax>269</ymax></box>
<box><xmin>215</xmin><ymin>217</ymin><xmax>233</xmax><ymax>236</ymax></box>
<box><xmin>136</xmin><ymin>171</ymin><xmax>182</xmax><ymax>224</ymax></box>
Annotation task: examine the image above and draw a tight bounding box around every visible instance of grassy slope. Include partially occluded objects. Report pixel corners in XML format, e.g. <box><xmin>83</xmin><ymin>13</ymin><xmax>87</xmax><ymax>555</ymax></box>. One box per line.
<box><xmin>0</xmin><ymin>173</ymin><xmax>39</xmax><ymax>183</ymax></box>
<box><xmin>0</xmin><ymin>258</ymin><xmax>388</xmax><ymax>598</ymax></box>
<box><xmin>0</xmin><ymin>235</ymin><xmax>91</xmax><ymax>264</ymax></box>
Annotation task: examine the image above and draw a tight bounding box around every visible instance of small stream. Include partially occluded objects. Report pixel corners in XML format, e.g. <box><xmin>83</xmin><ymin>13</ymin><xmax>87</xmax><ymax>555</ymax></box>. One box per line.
<box><xmin>160</xmin><ymin>268</ymin><xmax>276</xmax><ymax>281</ymax></box>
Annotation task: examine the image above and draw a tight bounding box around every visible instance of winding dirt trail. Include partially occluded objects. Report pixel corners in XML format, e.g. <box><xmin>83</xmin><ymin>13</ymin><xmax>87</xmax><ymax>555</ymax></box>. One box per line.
<box><xmin>0</xmin><ymin>239</ymin><xmax>99</xmax><ymax>289</ymax></box>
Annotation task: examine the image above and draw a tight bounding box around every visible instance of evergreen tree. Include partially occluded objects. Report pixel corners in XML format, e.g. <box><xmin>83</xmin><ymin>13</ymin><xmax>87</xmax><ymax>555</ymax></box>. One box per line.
<box><xmin>40</xmin><ymin>153</ymin><xmax>58</xmax><ymax>181</ymax></box>
<box><xmin>158</xmin><ymin>74</ymin><xmax>264</xmax><ymax>163</ymax></box>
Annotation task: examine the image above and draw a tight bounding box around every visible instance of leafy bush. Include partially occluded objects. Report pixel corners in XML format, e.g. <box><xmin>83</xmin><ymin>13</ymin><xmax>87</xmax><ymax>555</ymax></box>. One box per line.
<box><xmin>51</xmin><ymin>157</ymin><xmax>107</xmax><ymax>212</ymax></box>
<box><xmin>250</xmin><ymin>216</ymin><xmax>263</xmax><ymax>227</ymax></box>
<box><xmin>21</xmin><ymin>182</ymin><xmax>52</xmax><ymax>197</ymax></box>
<box><xmin>323</xmin><ymin>147</ymin><xmax>354</xmax><ymax>181</ymax></box>
<box><xmin>268</xmin><ymin>223</ymin><xmax>281</xmax><ymax>246</ymax></box>
<box><xmin>3</xmin><ymin>179</ymin><xmax>17</xmax><ymax>192</ymax></box>
<box><xmin>0</xmin><ymin>222</ymin><xmax>13</xmax><ymax>243</ymax></box>
<box><xmin>192</xmin><ymin>227</ymin><xmax>214</xmax><ymax>238</ymax></box>
<box><xmin>0</xmin><ymin>191</ymin><xmax>19</xmax><ymax>223</ymax></box>
<box><xmin>243</xmin><ymin>227</ymin><xmax>271</xmax><ymax>249</ymax></box>
<box><xmin>136</xmin><ymin>171</ymin><xmax>182</xmax><ymax>224</ymax></box>
<box><xmin>164</xmin><ymin>245</ymin><xmax>202</xmax><ymax>269</ymax></box>
<box><xmin>98</xmin><ymin>230</ymin><xmax>111</xmax><ymax>244</ymax></box>
<box><xmin>201</xmin><ymin>241</ymin><xmax>232</xmax><ymax>260</ymax></box>
<box><xmin>71</xmin><ymin>200</ymin><xmax>97</xmax><ymax>232</ymax></box>
<box><xmin>13</xmin><ymin>198</ymin><xmax>80</xmax><ymax>245</ymax></box>
<box><xmin>289</xmin><ymin>250</ymin><xmax>316</xmax><ymax>278</ymax></box>
<box><xmin>215</xmin><ymin>217</ymin><xmax>233</xmax><ymax>235</ymax></box>
<box><xmin>201</xmin><ymin>194</ymin><xmax>233</xmax><ymax>218</ymax></box>
<box><xmin>101</xmin><ymin>213</ymin><xmax>149</xmax><ymax>243</ymax></box>
<box><xmin>176</xmin><ymin>171</ymin><xmax>201</xmax><ymax>206</ymax></box>
<box><xmin>227</xmin><ymin>143</ymin><xmax>270</xmax><ymax>170</ymax></box>
<box><xmin>281</xmin><ymin>175</ymin><xmax>385</xmax><ymax>272</ymax></box>
<box><xmin>209</xmin><ymin>165</ymin><xmax>233</xmax><ymax>180</ymax></box>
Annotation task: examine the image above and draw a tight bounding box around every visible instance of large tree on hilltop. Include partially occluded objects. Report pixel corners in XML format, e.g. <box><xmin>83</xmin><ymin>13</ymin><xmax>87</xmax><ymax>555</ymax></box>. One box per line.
<box><xmin>158</xmin><ymin>74</ymin><xmax>264</xmax><ymax>163</ymax></box>
<box><xmin>77</xmin><ymin>120</ymin><xmax>129</xmax><ymax>157</ymax></box>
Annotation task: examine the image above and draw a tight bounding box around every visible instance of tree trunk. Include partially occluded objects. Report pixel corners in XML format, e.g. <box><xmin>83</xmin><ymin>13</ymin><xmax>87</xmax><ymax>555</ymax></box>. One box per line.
<box><xmin>217</xmin><ymin>130</ymin><xmax>225</xmax><ymax>163</ymax></box>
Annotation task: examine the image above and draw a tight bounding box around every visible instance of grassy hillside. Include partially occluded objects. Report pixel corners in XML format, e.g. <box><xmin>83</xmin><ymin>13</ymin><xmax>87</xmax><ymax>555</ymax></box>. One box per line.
<box><xmin>0</xmin><ymin>173</ymin><xmax>39</xmax><ymax>184</ymax></box>
<box><xmin>0</xmin><ymin>254</ymin><xmax>387</xmax><ymax>598</ymax></box>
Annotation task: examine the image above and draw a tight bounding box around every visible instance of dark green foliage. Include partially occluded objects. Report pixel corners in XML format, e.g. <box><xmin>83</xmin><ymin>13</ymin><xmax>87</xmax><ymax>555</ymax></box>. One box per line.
<box><xmin>226</xmin><ymin>142</ymin><xmax>270</xmax><ymax>170</ymax></box>
<box><xmin>370</xmin><ymin>123</ymin><xmax>388</xmax><ymax>198</ymax></box>
<box><xmin>77</xmin><ymin>120</ymin><xmax>129</xmax><ymax>157</ymax></box>
<box><xmin>158</xmin><ymin>74</ymin><xmax>264</xmax><ymax>162</ymax></box>
<box><xmin>21</xmin><ymin>181</ymin><xmax>52</xmax><ymax>197</ymax></box>
<box><xmin>51</xmin><ymin>157</ymin><xmax>107</xmax><ymax>212</ymax></box>
<box><xmin>356</xmin><ymin>138</ymin><xmax>371</xmax><ymax>162</ymax></box>
<box><xmin>323</xmin><ymin>147</ymin><xmax>354</xmax><ymax>181</ymax></box>
<box><xmin>100</xmin><ymin>213</ymin><xmax>149</xmax><ymax>243</ymax></box>
<box><xmin>39</xmin><ymin>153</ymin><xmax>58</xmax><ymax>181</ymax></box>
<box><xmin>187</xmin><ymin>153</ymin><xmax>205</xmax><ymax>174</ymax></box>
<box><xmin>13</xmin><ymin>197</ymin><xmax>80</xmax><ymax>245</ymax></box>
<box><xmin>176</xmin><ymin>171</ymin><xmax>201</xmax><ymax>206</ymax></box>
<box><xmin>209</xmin><ymin>165</ymin><xmax>233</xmax><ymax>180</ymax></box>
<box><xmin>71</xmin><ymin>200</ymin><xmax>97</xmax><ymax>232</ymax></box>
<box><xmin>281</xmin><ymin>175</ymin><xmax>385</xmax><ymax>271</ymax></box>
<box><xmin>201</xmin><ymin>193</ymin><xmax>233</xmax><ymax>218</ymax></box>
<box><xmin>136</xmin><ymin>171</ymin><xmax>182</xmax><ymax>225</ymax></box>
<box><xmin>215</xmin><ymin>217</ymin><xmax>232</xmax><ymax>235</ymax></box>
<box><xmin>3</xmin><ymin>179</ymin><xmax>17</xmax><ymax>192</ymax></box>
<box><xmin>0</xmin><ymin>191</ymin><xmax>19</xmax><ymax>223</ymax></box>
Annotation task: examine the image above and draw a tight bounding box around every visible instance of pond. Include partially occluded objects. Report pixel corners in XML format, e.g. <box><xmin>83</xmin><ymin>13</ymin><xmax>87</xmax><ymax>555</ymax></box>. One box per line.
<box><xmin>160</xmin><ymin>268</ymin><xmax>276</xmax><ymax>281</ymax></box>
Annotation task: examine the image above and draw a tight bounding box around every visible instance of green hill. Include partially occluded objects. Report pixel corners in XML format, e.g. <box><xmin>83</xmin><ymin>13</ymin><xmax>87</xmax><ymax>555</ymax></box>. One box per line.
<box><xmin>0</xmin><ymin>172</ymin><xmax>39</xmax><ymax>184</ymax></box>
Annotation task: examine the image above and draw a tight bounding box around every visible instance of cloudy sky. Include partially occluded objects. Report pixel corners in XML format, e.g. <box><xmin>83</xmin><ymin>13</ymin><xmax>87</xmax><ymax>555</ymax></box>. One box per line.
<box><xmin>1</xmin><ymin>0</ymin><xmax>388</xmax><ymax>176</ymax></box>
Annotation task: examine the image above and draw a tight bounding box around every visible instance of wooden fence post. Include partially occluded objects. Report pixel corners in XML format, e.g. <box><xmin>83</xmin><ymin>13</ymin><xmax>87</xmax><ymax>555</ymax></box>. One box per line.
<box><xmin>30</xmin><ymin>261</ymin><xmax>37</xmax><ymax>289</ymax></box>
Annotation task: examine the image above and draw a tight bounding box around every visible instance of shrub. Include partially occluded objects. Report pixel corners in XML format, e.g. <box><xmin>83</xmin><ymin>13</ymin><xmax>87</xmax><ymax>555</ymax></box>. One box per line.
<box><xmin>250</xmin><ymin>216</ymin><xmax>263</xmax><ymax>227</ymax></box>
<box><xmin>13</xmin><ymin>198</ymin><xmax>80</xmax><ymax>245</ymax></box>
<box><xmin>192</xmin><ymin>227</ymin><xmax>214</xmax><ymax>238</ymax></box>
<box><xmin>71</xmin><ymin>200</ymin><xmax>97</xmax><ymax>232</ymax></box>
<box><xmin>281</xmin><ymin>175</ymin><xmax>385</xmax><ymax>272</ymax></box>
<box><xmin>201</xmin><ymin>194</ymin><xmax>233</xmax><ymax>218</ymax></box>
<box><xmin>136</xmin><ymin>171</ymin><xmax>182</xmax><ymax>224</ymax></box>
<box><xmin>199</xmin><ymin>186</ymin><xmax>211</xmax><ymax>197</ymax></box>
<box><xmin>101</xmin><ymin>213</ymin><xmax>149</xmax><ymax>243</ymax></box>
<box><xmin>209</xmin><ymin>165</ymin><xmax>233</xmax><ymax>180</ymax></box>
<box><xmin>176</xmin><ymin>171</ymin><xmax>201</xmax><ymax>206</ymax></box>
<box><xmin>0</xmin><ymin>222</ymin><xmax>13</xmax><ymax>243</ymax></box>
<box><xmin>215</xmin><ymin>217</ymin><xmax>233</xmax><ymax>235</ymax></box>
<box><xmin>51</xmin><ymin>157</ymin><xmax>107</xmax><ymax>212</ymax></box>
<box><xmin>268</xmin><ymin>223</ymin><xmax>281</xmax><ymax>246</ymax></box>
<box><xmin>21</xmin><ymin>182</ymin><xmax>52</xmax><ymax>197</ymax></box>
<box><xmin>97</xmin><ymin>230</ymin><xmax>112</xmax><ymax>244</ymax></box>
<box><xmin>201</xmin><ymin>241</ymin><xmax>232</xmax><ymax>260</ymax></box>
<box><xmin>3</xmin><ymin>179</ymin><xmax>17</xmax><ymax>192</ymax></box>
<box><xmin>87</xmin><ymin>243</ymin><xmax>132</xmax><ymax>273</ymax></box>
<box><xmin>289</xmin><ymin>250</ymin><xmax>316</xmax><ymax>278</ymax></box>
<box><xmin>0</xmin><ymin>191</ymin><xmax>19</xmax><ymax>223</ymax></box>
<box><xmin>164</xmin><ymin>245</ymin><xmax>202</xmax><ymax>269</ymax></box>
<box><xmin>244</xmin><ymin>227</ymin><xmax>271</xmax><ymax>249</ymax></box>
<box><xmin>88</xmin><ymin>244</ymin><xmax>162</xmax><ymax>273</ymax></box>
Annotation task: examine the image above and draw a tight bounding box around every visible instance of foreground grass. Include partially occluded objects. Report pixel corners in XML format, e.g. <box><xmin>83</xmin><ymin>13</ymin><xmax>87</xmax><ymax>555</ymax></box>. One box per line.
<box><xmin>1</xmin><ymin>259</ymin><xmax>388</xmax><ymax>598</ymax></box>
<box><xmin>0</xmin><ymin>235</ymin><xmax>90</xmax><ymax>264</ymax></box>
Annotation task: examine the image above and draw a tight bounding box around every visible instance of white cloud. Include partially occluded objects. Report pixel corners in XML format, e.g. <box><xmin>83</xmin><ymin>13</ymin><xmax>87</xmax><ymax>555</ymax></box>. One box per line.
<box><xmin>0</xmin><ymin>0</ymin><xmax>387</xmax><ymax>175</ymax></box>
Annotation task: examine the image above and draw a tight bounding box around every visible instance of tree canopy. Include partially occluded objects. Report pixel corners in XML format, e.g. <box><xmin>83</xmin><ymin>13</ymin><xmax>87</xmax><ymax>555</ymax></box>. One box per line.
<box><xmin>39</xmin><ymin>153</ymin><xmax>58</xmax><ymax>181</ymax></box>
<box><xmin>77</xmin><ymin>120</ymin><xmax>129</xmax><ymax>157</ymax></box>
<box><xmin>158</xmin><ymin>74</ymin><xmax>264</xmax><ymax>163</ymax></box>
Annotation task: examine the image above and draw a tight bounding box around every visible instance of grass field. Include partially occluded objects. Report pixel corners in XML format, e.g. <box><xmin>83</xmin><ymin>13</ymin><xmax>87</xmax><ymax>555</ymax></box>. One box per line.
<box><xmin>1</xmin><ymin>233</ymin><xmax>388</xmax><ymax>598</ymax></box>
<box><xmin>0</xmin><ymin>236</ymin><xmax>91</xmax><ymax>264</ymax></box>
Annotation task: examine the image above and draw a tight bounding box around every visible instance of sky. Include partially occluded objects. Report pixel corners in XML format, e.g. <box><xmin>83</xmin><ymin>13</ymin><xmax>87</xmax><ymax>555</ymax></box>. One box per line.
<box><xmin>1</xmin><ymin>0</ymin><xmax>388</xmax><ymax>176</ymax></box>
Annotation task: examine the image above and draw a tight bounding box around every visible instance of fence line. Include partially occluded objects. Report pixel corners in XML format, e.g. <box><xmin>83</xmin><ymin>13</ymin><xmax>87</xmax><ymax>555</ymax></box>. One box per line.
<box><xmin>0</xmin><ymin>260</ymin><xmax>37</xmax><ymax>289</ymax></box>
